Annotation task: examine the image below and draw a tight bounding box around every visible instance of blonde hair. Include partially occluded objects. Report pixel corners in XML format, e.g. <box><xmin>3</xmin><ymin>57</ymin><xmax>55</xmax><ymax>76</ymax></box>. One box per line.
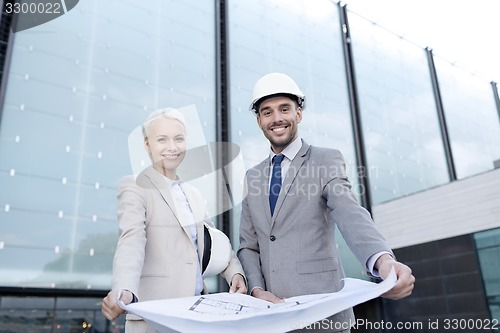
<box><xmin>142</xmin><ymin>108</ymin><xmax>187</xmax><ymax>140</ymax></box>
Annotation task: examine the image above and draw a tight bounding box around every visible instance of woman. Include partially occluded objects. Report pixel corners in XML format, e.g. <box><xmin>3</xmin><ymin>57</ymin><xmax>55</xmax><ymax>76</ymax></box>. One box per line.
<box><xmin>102</xmin><ymin>108</ymin><xmax>247</xmax><ymax>332</ymax></box>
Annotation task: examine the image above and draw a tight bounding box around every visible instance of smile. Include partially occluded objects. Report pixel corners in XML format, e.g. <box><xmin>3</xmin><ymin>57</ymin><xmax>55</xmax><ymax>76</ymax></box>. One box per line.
<box><xmin>162</xmin><ymin>154</ymin><xmax>180</xmax><ymax>160</ymax></box>
<box><xmin>270</xmin><ymin>125</ymin><xmax>288</xmax><ymax>133</ymax></box>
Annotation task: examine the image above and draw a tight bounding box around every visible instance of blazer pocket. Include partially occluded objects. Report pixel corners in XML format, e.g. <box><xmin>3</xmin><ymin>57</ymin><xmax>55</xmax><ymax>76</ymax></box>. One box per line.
<box><xmin>296</xmin><ymin>257</ymin><xmax>338</xmax><ymax>274</ymax></box>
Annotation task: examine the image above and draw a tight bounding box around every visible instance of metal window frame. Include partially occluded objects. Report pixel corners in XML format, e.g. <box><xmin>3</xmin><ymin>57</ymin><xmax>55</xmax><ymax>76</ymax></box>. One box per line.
<box><xmin>215</xmin><ymin>0</ymin><xmax>231</xmax><ymax>292</ymax></box>
<box><xmin>338</xmin><ymin>3</ymin><xmax>372</xmax><ymax>212</ymax></box>
<box><xmin>425</xmin><ymin>47</ymin><xmax>457</xmax><ymax>181</ymax></box>
<box><xmin>491</xmin><ymin>81</ymin><xmax>500</xmax><ymax>121</ymax></box>
<box><xmin>0</xmin><ymin>5</ymin><xmax>15</xmax><ymax>124</ymax></box>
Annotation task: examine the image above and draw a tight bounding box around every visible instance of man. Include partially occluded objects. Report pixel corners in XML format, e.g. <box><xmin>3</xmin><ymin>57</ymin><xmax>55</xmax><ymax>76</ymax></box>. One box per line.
<box><xmin>237</xmin><ymin>73</ymin><xmax>414</xmax><ymax>332</ymax></box>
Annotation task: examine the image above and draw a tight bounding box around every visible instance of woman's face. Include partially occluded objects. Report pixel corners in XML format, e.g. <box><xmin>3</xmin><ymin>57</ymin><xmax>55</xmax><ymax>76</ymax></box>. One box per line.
<box><xmin>144</xmin><ymin>117</ymin><xmax>186</xmax><ymax>179</ymax></box>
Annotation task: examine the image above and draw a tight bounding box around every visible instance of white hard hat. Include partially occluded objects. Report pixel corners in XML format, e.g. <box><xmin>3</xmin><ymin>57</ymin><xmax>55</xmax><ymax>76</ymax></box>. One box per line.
<box><xmin>202</xmin><ymin>224</ymin><xmax>232</xmax><ymax>277</ymax></box>
<box><xmin>250</xmin><ymin>72</ymin><xmax>306</xmax><ymax>113</ymax></box>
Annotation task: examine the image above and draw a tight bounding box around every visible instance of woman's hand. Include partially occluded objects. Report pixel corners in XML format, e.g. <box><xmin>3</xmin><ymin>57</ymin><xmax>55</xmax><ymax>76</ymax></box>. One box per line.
<box><xmin>229</xmin><ymin>273</ymin><xmax>248</xmax><ymax>294</ymax></box>
<box><xmin>101</xmin><ymin>290</ymin><xmax>133</xmax><ymax>320</ymax></box>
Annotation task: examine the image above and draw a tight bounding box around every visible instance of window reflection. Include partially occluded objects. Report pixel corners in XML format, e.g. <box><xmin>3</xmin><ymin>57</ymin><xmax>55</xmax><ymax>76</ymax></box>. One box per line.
<box><xmin>0</xmin><ymin>295</ymin><xmax>122</xmax><ymax>333</ymax></box>
<box><xmin>348</xmin><ymin>11</ymin><xmax>449</xmax><ymax>204</ymax></box>
<box><xmin>434</xmin><ymin>56</ymin><xmax>500</xmax><ymax>179</ymax></box>
<box><xmin>474</xmin><ymin>228</ymin><xmax>500</xmax><ymax>322</ymax></box>
<box><xmin>0</xmin><ymin>0</ymin><xmax>215</xmax><ymax>289</ymax></box>
<box><xmin>228</xmin><ymin>0</ymin><xmax>363</xmax><ymax>277</ymax></box>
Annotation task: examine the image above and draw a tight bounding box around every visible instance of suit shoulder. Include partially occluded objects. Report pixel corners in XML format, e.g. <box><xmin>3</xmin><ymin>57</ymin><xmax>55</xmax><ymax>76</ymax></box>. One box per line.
<box><xmin>117</xmin><ymin>175</ymin><xmax>144</xmax><ymax>193</ymax></box>
<box><xmin>309</xmin><ymin>145</ymin><xmax>343</xmax><ymax>158</ymax></box>
<box><xmin>307</xmin><ymin>146</ymin><xmax>347</xmax><ymax>176</ymax></box>
<box><xmin>118</xmin><ymin>175</ymin><xmax>136</xmax><ymax>187</ymax></box>
<box><xmin>118</xmin><ymin>171</ymin><xmax>155</xmax><ymax>192</ymax></box>
<box><xmin>245</xmin><ymin>159</ymin><xmax>267</xmax><ymax>174</ymax></box>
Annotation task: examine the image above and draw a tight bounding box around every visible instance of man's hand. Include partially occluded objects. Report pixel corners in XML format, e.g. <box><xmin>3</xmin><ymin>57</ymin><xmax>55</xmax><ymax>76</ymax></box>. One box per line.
<box><xmin>229</xmin><ymin>274</ymin><xmax>248</xmax><ymax>294</ymax></box>
<box><xmin>101</xmin><ymin>290</ymin><xmax>133</xmax><ymax>320</ymax></box>
<box><xmin>376</xmin><ymin>254</ymin><xmax>415</xmax><ymax>300</ymax></box>
<box><xmin>251</xmin><ymin>287</ymin><xmax>284</xmax><ymax>303</ymax></box>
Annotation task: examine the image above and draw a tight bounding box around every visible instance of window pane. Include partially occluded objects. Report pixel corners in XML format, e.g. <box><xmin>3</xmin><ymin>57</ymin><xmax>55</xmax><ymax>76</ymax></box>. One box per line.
<box><xmin>228</xmin><ymin>0</ymin><xmax>363</xmax><ymax>277</ymax></box>
<box><xmin>229</xmin><ymin>0</ymin><xmax>356</xmax><ymax>173</ymax></box>
<box><xmin>0</xmin><ymin>295</ymin><xmax>117</xmax><ymax>333</ymax></box>
<box><xmin>348</xmin><ymin>12</ymin><xmax>449</xmax><ymax>204</ymax></box>
<box><xmin>434</xmin><ymin>56</ymin><xmax>500</xmax><ymax>179</ymax></box>
<box><xmin>0</xmin><ymin>0</ymin><xmax>215</xmax><ymax>289</ymax></box>
<box><xmin>474</xmin><ymin>228</ymin><xmax>500</xmax><ymax>322</ymax></box>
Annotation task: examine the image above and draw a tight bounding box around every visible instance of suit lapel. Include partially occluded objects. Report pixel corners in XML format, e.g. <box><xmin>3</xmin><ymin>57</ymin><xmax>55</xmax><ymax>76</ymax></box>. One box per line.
<box><xmin>183</xmin><ymin>186</ymin><xmax>205</xmax><ymax>261</ymax></box>
<box><xmin>141</xmin><ymin>166</ymin><xmax>181</xmax><ymax>222</ymax></box>
<box><xmin>271</xmin><ymin>141</ymin><xmax>310</xmax><ymax>228</ymax></box>
<box><xmin>259</xmin><ymin>159</ymin><xmax>273</xmax><ymax>223</ymax></box>
<box><xmin>140</xmin><ymin>167</ymin><xmax>202</xmax><ymax>260</ymax></box>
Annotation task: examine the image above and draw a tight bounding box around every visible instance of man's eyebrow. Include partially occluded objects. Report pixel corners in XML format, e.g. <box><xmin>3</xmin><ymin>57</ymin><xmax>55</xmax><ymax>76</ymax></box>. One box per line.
<box><xmin>260</xmin><ymin>102</ymin><xmax>293</xmax><ymax>112</ymax></box>
<box><xmin>258</xmin><ymin>105</ymin><xmax>271</xmax><ymax>114</ymax></box>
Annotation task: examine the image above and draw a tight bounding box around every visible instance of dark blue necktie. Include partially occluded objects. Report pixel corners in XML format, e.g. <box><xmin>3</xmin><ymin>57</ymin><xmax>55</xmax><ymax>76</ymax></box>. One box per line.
<box><xmin>269</xmin><ymin>154</ymin><xmax>285</xmax><ymax>216</ymax></box>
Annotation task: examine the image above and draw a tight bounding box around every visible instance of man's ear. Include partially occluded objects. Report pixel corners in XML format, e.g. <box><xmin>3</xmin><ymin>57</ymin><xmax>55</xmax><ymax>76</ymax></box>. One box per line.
<box><xmin>296</xmin><ymin>107</ymin><xmax>303</xmax><ymax>123</ymax></box>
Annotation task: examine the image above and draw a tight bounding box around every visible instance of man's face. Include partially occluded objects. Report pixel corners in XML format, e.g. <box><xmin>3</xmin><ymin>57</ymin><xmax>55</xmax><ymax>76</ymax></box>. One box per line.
<box><xmin>256</xmin><ymin>96</ymin><xmax>302</xmax><ymax>153</ymax></box>
<box><xmin>144</xmin><ymin>117</ymin><xmax>186</xmax><ymax>178</ymax></box>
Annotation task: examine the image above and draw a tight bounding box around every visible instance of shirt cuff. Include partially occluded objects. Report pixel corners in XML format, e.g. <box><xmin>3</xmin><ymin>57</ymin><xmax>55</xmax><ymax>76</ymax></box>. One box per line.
<box><xmin>367</xmin><ymin>251</ymin><xmax>393</xmax><ymax>277</ymax></box>
<box><xmin>122</xmin><ymin>289</ymin><xmax>138</xmax><ymax>303</ymax></box>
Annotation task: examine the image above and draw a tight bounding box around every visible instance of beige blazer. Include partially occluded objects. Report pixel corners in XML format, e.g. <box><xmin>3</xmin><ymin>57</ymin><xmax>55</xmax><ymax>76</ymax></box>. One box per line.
<box><xmin>112</xmin><ymin>166</ymin><xmax>244</xmax><ymax>321</ymax></box>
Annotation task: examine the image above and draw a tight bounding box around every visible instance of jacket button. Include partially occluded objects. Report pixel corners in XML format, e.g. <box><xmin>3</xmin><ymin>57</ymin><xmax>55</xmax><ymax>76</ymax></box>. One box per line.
<box><xmin>270</xmin><ymin>235</ymin><xmax>276</xmax><ymax>241</ymax></box>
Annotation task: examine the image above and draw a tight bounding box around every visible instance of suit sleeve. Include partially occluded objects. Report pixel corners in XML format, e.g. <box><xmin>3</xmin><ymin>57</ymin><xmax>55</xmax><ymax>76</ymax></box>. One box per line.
<box><xmin>111</xmin><ymin>176</ymin><xmax>148</xmax><ymax>298</ymax></box>
<box><xmin>237</xmin><ymin>172</ymin><xmax>265</xmax><ymax>293</ymax></box>
<box><xmin>321</xmin><ymin>150</ymin><xmax>393</xmax><ymax>270</ymax></box>
<box><xmin>221</xmin><ymin>250</ymin><xmax>247</xmax><ymax>287</ymax></box>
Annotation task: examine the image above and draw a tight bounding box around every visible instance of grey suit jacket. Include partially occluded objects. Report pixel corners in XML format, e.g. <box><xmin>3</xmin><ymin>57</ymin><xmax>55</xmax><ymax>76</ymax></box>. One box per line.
<box><xmin>238</xmin><ymin>140</ymin><xmax>392</xmax><ymax>329</ymax></box>
<box><xmin>112</xmin><ymin>166</ymin><xmax>244</xmax><ymax>322</ymax></box>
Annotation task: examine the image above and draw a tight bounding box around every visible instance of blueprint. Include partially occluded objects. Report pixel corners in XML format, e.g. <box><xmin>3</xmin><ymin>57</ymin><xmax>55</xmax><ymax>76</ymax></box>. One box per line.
<box><xmin>118</xmin><ymin>267</ymin><xmax>396</xmax><ymax>333</ymax></box>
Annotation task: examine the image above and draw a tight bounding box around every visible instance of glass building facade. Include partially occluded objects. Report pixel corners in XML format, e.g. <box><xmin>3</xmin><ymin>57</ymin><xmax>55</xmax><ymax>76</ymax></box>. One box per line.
<box><xmin>0</xmin><ymin>1</ymin><xmax>499</xmax><ymax>332</ymax></box>
<box><xmin>348</xmin><ymin>11</ymin><xmax>450</xmax><ymax>204</ymax></box>
<box><xmin>0</xmin><ymin>0</ymin><xmax>216</xmax><ymax>289</ymax></box>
